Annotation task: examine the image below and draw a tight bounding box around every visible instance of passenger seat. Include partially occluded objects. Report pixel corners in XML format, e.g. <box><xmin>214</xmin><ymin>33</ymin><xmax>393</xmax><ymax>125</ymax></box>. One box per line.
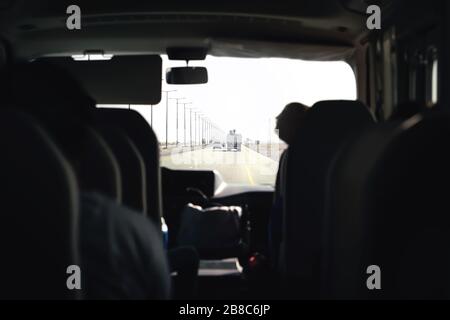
<box><xmin>280</xmin><ymin>100</ymin><xmax>375</xmax><ymax>298</ymax></box>
<box><xmin>93</xmin><ymin>108</ymin><xmax>162</xmax><ymax>226</ymax></box>
<box><xmin>0</xmin><ymin>109</ymin><xmax>80</xmax><ymax>299</ymax></box>
<box><xmin>78</xmin><ymin>126</ymin><xmax>122</xmax><ymax>203</ymax></box>
<box><xmin>94</xmin><ymin>123</ymin><xmax>147</xmax><ymax>213</ymax></box>
<box><xmin>324</xmin><ymin>111</ymin><xmax>450</xmax><ymax>299</ymax></box>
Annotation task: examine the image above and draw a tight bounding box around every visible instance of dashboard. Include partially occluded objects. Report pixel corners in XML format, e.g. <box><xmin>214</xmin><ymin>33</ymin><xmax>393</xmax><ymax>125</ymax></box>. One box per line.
<box><xmin>161</xmin><ymin>167</ymin><xmax>274</xmax><ymax>199</ymax></box>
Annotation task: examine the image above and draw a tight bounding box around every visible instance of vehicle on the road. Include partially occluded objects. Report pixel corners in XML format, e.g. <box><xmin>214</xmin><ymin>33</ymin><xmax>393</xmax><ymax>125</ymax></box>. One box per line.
<box><xmin>226</xmin><ymin>130</ymin><xmax>242</xmax><ymax>152</ymax></box>
<box><xmin>212</xmin><ymin>140</ymin><xmax>224</xmax><ymax>150</ymax></box>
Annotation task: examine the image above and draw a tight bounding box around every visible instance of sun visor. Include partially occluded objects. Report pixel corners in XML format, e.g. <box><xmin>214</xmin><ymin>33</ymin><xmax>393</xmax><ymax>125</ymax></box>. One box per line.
<box><xmin>42</xmin><ymin>55</ymin><xmax>162</xmax><ymax>104</ymax></box>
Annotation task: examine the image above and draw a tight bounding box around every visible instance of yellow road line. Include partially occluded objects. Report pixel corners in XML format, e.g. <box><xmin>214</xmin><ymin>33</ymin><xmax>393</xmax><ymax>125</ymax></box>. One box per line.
<box><xmin>245</xmin><ymin>165</ymin><xmax>255</xmax><ymax>186</ymax></box>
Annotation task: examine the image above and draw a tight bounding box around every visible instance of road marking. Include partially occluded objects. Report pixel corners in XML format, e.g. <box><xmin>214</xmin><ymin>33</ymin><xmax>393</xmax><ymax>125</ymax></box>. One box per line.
<box><xmin>245</xmin><ymin>165</ymin><xmax>255</xmax><ymax>186</ymax></box>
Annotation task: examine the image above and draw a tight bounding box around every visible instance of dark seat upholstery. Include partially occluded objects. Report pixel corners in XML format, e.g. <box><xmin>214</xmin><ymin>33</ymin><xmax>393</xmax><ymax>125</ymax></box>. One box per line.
<box><xmin>324</xmin><ymin>111</ymin><xmax>450</xmax><ymax>299</ymax></box>
<box><xmin>78</xmin><ymin>126</ymin><xmax>122</xmax><ymax>202</ymax></box>
<box><xmin>6</xmin><ymin>61</ymin><xmax>169</xmax><ymax>299</ymax></box>
<box><xmin>94</xmin><ymin>123</ymin><xmax>147</xmax><ymax>213</ymax></box>
<box><xmin>280</xmin><ymin>100</ymin><xmax>375</xmax><ymax>298</ymax></box>
<box><xmin>0</xmin><ymin>109</ymin><xmax>79</xmax><ymax>299</ymax></box>
<box><xmin>93</xmin><ymin>108</ymin><xmax>162</xmax><ymax>226</ymax></box>
<box><xmin>8</xmin><ymin>61</ymin><xmax>122</xmax><ymax>203</ymax></box>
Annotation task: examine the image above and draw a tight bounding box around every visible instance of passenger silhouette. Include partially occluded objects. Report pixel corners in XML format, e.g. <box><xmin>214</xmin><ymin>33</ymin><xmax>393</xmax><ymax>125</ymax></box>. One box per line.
<box><xmin>269</xmin><ymin>102</ymin><xmax>309</xmax><ymax>269</ymax></box>
<box><xmin>275</xmin><ymin>102</ymin><xmax>310</xmax><ymax>145</ymax></box>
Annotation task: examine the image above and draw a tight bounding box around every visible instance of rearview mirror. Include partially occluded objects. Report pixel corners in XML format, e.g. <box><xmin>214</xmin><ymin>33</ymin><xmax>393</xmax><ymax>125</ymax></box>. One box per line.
<box><xmin>166</xmin><ymin>67</ymin><xmax>208</xmax><ymax>85</ymax></box>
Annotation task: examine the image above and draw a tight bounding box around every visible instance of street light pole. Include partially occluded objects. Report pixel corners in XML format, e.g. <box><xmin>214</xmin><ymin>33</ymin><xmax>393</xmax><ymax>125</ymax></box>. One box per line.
<box><xmin>162</xmin><ymin>90</ymin><xmax>176</xmax><ymax>149</ymax></box>
<box><xmin>194</xmin><ymin>111</ymin><xmax>197</xmax><ymax>146</ymax></box>
<box><xmin>150</xmin><ymin>104</ymin><xmax>153</xmax><ymax>127</ymax></box>
<box><xmin>200</xmin><ymin>114</ymin><xmax>203</xmax><ymax>146</ymax></box>
<box><xmin>169</xmin><ymin>97</ymin><xmax>186</xmax><ymax>146</ymax></box>
<box><xmin>182</xmin><ymin>102</ymin><xmax>192</xmax><ymax>147</ymax></box>
<box><xmin>205</xmin><ymin>120</ymin><xmax>207</xmax><ymax>144</ymax></box>
<box><xmin>197</xmin><ymin>113</ymin><xmax>202</xmax><ymax>147</ymax></box>
<box><xmin>166</xmin><ymin>93</ymin><xmax>169</xmax><ymax>149</ymax></box>
<box><xmin>190</xmin><ymin>108</ymin><xmax>193</xmax><ymax>149</ymax></box>
<box><xmin>208</xmin><ymin>120</ymin><xmax>210</xmax><ymax>143</ymax></box>
<box><xmin>202</xmin><ymin>118</ymin><xmax>206</xmax><ymax>147</ymax></box>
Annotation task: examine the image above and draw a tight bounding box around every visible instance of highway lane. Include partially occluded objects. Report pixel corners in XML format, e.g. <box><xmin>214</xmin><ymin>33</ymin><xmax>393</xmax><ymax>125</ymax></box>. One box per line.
<box><xmin>160</xmin><ymin>145</ymin><xmax>279</xmax><ymax>186</ymax></box>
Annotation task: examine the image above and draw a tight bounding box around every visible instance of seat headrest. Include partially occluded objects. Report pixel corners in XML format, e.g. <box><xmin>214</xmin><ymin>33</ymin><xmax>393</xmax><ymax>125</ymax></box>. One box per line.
<box><xmin>287</xmin><ymin>99</ymin><xmax>376</xmax><ymax>189</ymax></box>
<box><xmin>287</xmin><ymin>99</ymin><xmax>376</xmax><ymax>188</ymax></box>
<box><xmin>7</xmin><ymin>62</ymin><xmax>122</xmax><ymax>201</ymax></box>
<box><xmin>0</xmin><ymin>109</ymin><xmax>79</xmax><ymax>299</ymax></box>
<box><xmin>292</xmin><ymin>100</ymin><xmax>375</xmax><ymax>147</ymax></box>
<box><xmin>10</xmin><ymin>61</ymin><xmax>95</xmax><ymax>117</ymax></box>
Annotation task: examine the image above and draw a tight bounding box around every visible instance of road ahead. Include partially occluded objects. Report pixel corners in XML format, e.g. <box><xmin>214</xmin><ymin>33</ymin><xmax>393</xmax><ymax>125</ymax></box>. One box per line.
<box><xmin>160</xmin><ymin>145</ymin><xmax>279</xmax><ymax>186</ymax></box>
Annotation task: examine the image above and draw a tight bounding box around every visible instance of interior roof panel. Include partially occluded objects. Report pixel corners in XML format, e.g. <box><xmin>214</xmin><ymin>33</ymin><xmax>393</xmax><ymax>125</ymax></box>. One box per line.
<box><xmin>0</xmin><ymin>0</ymin><xmax>401</xmax><ymax>60</ymax></box>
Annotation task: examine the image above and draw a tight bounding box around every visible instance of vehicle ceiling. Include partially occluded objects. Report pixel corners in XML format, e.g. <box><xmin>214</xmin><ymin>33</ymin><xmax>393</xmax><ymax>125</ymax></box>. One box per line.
<box><xmin>0</xmin><ymin>0</ymin><xmax>401</xmax><ymax>61</ymax></box>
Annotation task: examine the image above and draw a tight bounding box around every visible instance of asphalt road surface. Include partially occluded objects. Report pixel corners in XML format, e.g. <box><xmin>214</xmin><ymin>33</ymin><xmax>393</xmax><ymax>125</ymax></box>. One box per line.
<box><xmin>160</xmin><ymin>145</ymin><xmax>279</xmax><ymax>186</ymax></box>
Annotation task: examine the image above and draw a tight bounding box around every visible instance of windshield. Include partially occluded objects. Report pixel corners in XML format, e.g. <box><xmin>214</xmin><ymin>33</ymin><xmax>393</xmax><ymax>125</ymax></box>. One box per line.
<box><xmin>100</xmin><ymin>55</ymin><xmax>356</xmax><ymax>186</ymax></box>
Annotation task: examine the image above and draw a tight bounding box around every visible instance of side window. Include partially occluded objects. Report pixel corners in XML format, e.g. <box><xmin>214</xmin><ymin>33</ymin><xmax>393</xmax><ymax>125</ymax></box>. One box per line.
<box><xmin>426</xmin><ymin>47</ymin><xmax>438</xmax><ymax>107</ymax></box>
<box><xmin>431</xmin><ymin>56</ymin><xmax>438</xmax><ymax>105</ymax></box>
<box><xmin>408</xmin><ymin>55</ymin><xmax>418</xmax><ymax>101</ymax></box>
<box><xmin>407</xmin><ymin>47</ymin><xmax>438</xmax><ymax>107</ymax></box>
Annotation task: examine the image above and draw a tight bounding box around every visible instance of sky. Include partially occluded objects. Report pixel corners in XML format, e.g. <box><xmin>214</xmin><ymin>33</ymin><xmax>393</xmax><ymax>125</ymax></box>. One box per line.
<box><xmin>104</xmin><ymin>55</ymin><xmax>357</xmax><ymax>143</ymax></box>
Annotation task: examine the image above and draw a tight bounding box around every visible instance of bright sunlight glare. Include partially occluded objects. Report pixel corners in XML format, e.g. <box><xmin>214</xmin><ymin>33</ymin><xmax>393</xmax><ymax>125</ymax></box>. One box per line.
<box><xmin>100</xmin><ymin>55</ymin><xmax>356</xmax><ymax>186</ymax></box>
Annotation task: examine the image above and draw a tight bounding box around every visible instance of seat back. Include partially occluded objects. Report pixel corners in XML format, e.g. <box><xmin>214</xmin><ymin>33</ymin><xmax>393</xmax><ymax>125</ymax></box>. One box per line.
<box><xmin>280</xmin><ymin>100</ymin><xmax>375</xmax><ymax>298</ymax></box>
<box><xmin>325</xmin><ymin>111</ymin><xmax>450</xmax><ymax>299</ymax></box>
<box><xmin>93</xmin><ymin>108</ymin><xmax>162</xmax><ymax>226</ymax></box>
<box><xmin>95</xmin><ymin>124</ymin><xmax>147</xmax><ymax>212</ymax></box>
<box><xmin>0</xmin><ymin>109</ymin><xmax>79</xmax><ymax>299</ymax></box>
<box><xmin>78</xmin><ymin>126</ymin><xmax>122</xmax><ymax>202</ymax></box>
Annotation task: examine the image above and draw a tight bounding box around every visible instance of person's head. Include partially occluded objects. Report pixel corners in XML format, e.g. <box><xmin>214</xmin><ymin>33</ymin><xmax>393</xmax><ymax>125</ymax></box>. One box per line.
<box><xmin>276</xmin><ymin>102</ymin><xmax>309</xmax><ymax>144</ymax></box>
<box><xmin>7</xmin><ymin>61</ymin><xmax>96</xmax><ymax>166</ymax></box>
